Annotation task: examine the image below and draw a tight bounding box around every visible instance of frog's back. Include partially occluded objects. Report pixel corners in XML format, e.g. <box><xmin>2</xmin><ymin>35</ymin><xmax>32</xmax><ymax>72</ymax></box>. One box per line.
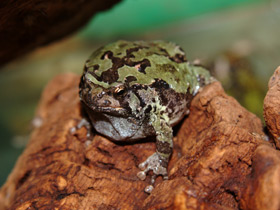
<box><xmin>84</xmin><ymin>40</ymin><xmax>211</xmax><ymax>95</ymax></box>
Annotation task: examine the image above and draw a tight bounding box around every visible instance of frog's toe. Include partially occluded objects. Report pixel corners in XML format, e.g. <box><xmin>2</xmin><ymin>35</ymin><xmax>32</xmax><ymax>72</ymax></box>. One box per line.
<box><xmin>138</xmin><ymin>161</ymin><xmax>147</xmax><ymax>171</ymax></box>
<box><xmin>144</xmin><ymin>185</ymin><xmax>154</xmax><ymax>194</ymax></box>
<box><xmin>151</xmin><ymin>174</ymin><xmax>157</xmax><ymax>184</ymax></box>
<box><xmin>137</xmin><ymin>153</ymin><xmax>168</xmax><ymax>179</ymax></box>
<box><xmin>71</xmin><ymin>118</ymin><xmax>92</xmax><ymax>138</ymax></box>
<box><xmin>137</xmin><ymin>171</ymin><xmax>146</xmax><ymax>180</ymax></box>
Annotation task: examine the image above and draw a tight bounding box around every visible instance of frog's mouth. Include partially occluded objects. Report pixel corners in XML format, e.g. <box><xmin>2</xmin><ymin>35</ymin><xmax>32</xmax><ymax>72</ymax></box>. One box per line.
<box><xmin>80</xmin><ymin>90</ymin><xmax>130</xmax><ymax>117</ymax></box>
<box><xmin>91</xmin><ymin>106</ymin><xmax>129</xmax><ymax>117</ymax></box>
<box><xmin>82</xmin><ymin>102</ymin><xmax>143</xmax><ymax>141</ymax></box>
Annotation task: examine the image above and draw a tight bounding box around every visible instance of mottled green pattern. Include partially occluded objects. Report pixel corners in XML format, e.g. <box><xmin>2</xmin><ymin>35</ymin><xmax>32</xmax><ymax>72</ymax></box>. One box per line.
<box><xmin>85</xmin><ymin>40</ymin><xmax>211</xmax><ymax>94</ymax></box>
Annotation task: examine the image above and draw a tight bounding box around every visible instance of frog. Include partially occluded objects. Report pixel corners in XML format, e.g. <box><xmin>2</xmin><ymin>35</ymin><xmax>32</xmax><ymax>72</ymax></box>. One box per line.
<box><xmin>78</xmin><ymin>40</ymin><xmax>213</xmax><ymax>193</ymax></box>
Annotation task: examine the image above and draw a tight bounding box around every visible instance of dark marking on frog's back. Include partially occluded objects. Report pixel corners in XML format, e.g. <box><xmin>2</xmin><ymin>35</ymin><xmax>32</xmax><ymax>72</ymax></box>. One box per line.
<box><xmin>151</xmin><ymin>79</ymin><xmax>169</xmax><ymax>89</ymax></box>
<box><xmin>126</xmin><ymin>46</ymin><xmax>146</xmax><ymax>56</ymax></box>
<box><xmin>93</xmin><ymin>64</ymin><xmax>99</xmax><ymax>70</ymax></box>
<box><xmin>99</xmin><ymin>55</ymin><xmax>124</xmax><ymax>84</ymax></box>
<box><xmin>125</xmin><ymin>76</ymin><xmax>137</xmax><ymax>83</ymax></box>
<box><xmin>170</xmin><ymin>53</ymin><xmax>186</xmax><ymax>63</ymax></box>
<box><xmin>100</xmin><ymin>68</ymin><xmax>119</xmax><ymax>84</ymax></box>
<box><xmin>133</xmin><ymin>58</ymin><xmax>151</xmax><ymax>74</ymax></box>
<box><xmin>101</xmin><ymin>51</ymin><xmax>113</xmax><ymax>60</ymax></box>
<box><xmin>158</xmin><ymin>47</ymin><xmax>187</xmax><ymax>63</ymax></box>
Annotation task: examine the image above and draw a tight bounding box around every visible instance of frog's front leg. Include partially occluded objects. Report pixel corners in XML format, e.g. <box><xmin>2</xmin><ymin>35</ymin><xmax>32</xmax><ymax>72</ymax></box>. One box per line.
<box><xmin>137</xmin><ymin>118</ymin><xmax>173</xmax><ymax>193</ymax></box>
<box><xmin>70</xmin><ymin>118</ymin><xmax>92</xmax><ymax>138</ymax></box>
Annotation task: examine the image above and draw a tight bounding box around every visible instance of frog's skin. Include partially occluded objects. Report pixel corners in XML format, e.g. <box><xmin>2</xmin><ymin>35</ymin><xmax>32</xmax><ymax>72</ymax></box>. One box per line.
<box><xmin>79</xmin><ymin>40</ymin><xmax>212</xmax><ymax>193</ymax></box>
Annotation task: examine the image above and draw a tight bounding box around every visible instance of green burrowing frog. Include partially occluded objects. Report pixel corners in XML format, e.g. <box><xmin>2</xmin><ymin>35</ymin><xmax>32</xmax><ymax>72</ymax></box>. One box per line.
<box><xmin>78</xmin><ymin>40</ymin><xmax>213</xmax><ymax>193</ymax></box>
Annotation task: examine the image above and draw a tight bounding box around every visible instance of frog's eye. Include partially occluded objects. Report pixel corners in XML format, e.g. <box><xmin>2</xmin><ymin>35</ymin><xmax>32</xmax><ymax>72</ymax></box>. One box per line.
<box><xmin>114</xmin><ymin>86</ymin><xmax>126</xmax><ymax>95</ymax></box>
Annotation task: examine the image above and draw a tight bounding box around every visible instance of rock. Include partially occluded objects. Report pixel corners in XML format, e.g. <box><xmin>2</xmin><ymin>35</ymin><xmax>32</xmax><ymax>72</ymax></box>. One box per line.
<box><xmin>264</xmin><ymin>66</ymin><xmax>280</xmax><ymax>148</ymax></box>
<box><xmin>240</xmin><ymin>144</ymin><xmax>280</xmax><ymax>210</ymax></box>
<box><xmin>0</xmin><ymin>70</ymin><xmax>279</xmax><ymax>209</ymax></box>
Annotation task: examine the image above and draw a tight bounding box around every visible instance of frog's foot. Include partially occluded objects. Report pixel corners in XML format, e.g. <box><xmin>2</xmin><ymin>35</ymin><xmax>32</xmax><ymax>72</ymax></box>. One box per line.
<box><xmin>70</xmin><ymin>118</ymin><xmax>92</xmax><ymax>138</ymax></box>
<box><xmin>137</xmin><ymin>152</ymin><xmax>168</xmax><ymax>193</ymax></box>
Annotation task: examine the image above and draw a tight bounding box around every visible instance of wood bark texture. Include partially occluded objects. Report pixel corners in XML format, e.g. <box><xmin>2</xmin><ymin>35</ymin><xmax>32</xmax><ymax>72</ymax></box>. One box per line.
<box><xmin>0</xmin><ymin>0</ymin><xmax>121</xmax><ymax>66</ymax></box>
<box><xmin>1</xmin><ymin>69</ymin><xmax>280</xmax><ymax>209</ymax></box>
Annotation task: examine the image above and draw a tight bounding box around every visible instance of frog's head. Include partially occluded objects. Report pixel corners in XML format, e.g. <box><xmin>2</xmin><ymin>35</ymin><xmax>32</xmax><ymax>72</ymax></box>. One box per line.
<box><xmin>79</xmin><ymin>70</ymin><xmax>148</xmax><ymax>141</ymax></box>
<box><xmin>79</xmin><ymin>72</ymin><xmax>139</xmax><ymax>118</ymax></box>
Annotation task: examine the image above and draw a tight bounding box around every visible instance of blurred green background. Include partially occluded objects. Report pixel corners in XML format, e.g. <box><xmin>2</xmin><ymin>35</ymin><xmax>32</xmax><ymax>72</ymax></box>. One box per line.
<box><xmin>0</xmin><ymin>0</ymin><xmax>279</xmax><ymax>186</ymax></box>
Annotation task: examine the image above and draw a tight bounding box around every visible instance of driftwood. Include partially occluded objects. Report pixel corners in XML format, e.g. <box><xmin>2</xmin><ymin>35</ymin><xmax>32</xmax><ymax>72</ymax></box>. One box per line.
<box><xmin>1</xmin><ymin>68</ymin><xmax>280</xmax><ymax>209</ymax></box>
<box><xmin>0</xmin><ymin>0</ymin><xmax>121</xmax><ymax>66</ymax></box>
